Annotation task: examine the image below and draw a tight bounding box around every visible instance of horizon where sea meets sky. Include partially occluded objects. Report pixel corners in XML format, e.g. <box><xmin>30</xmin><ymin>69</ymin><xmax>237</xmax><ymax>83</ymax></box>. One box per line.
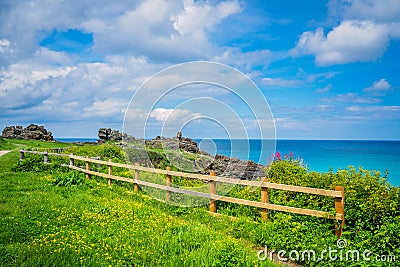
<box><xmin>1</xmin><ymin>0</ymin><xmax>400</xmax><ymax>140</ymax></box>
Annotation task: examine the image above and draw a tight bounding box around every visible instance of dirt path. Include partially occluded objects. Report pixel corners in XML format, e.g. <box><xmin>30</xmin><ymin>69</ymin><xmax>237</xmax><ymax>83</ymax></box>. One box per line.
<box><xmin>0</xmin><ymin>150</ymin><xmax>11</xmax><ymax>157</ymax></box>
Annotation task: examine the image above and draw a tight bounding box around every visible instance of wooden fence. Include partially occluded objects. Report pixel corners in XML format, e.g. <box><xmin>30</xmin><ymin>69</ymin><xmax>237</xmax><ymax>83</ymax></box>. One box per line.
<box><xmin>20</xmin><ymin>150</ymin><xmax>345</xmax><ymax>237</ymax></box>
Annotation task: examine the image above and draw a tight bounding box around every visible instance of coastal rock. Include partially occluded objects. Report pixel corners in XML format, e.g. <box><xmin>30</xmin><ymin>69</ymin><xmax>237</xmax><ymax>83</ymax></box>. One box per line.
<box><xmin>144</xmin><ymin>133</ymin><xmax>265</xmax><ymax>180</ymax></box>
<box><xmin>1</xmin><ymin>124</ymin><xmax>54</xmax><ymax>141</ymax></box>
<box><xmin>207</xmin><ymin>155</ymin><xmax>265</xmax><ymax>180</ymax></box>
<box><xmin>145</xmin><ymin>135</ymin><xmax>199</xmax><ymax>154</ymax></box>
<box><xmin>98</xmin><ymin>128</ymin><xmax>135</xmax><ymax>142</ymax></box>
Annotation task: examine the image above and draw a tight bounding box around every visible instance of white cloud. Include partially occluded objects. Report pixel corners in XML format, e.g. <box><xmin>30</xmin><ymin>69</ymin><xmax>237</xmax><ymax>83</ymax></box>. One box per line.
<box><xmin>329</xmin><ymin>0</ymin><xmax>400</xmax><ymax>22</ymax></box>
<box><xmin>363</xmin><ymin>78</ymin><xmax>392</xmax><ymax>95</ymax></box>
<box><xmin>0</xmin><ymin>0</ymin><xmax>244</xmax><ymax>64</ymax></box>
<box><xmin>172</xmin><ymin>0</ymin><xmax>241</xmax><ymax>36</ymax></box>
<box><xmin>83</xmin><ymin>99</ymin><xmax>127</xmax><ymax>117</ymax></box>
<box><xmin>0</xmin><ymin>38</ymin><xmax>12</xmax><ymax>54</ymax></box>
<box><xmin>347</xmin><ymin>105</ymin><xmax>400</xmax><ymax>112</ymax></box>
<box><xmin>0</xmin><ymin>55</ymin><xmax>164</xmax><ymax>126</ymax></box>
<box><xmin>261</xmin><ymin>77</ymin><xmax>301</xmax><ymax>87</ymax></box>
<box><xmin>345</xmin><ymin>105</ymin><xmax>400</xmax><ymax>120</ymax></box>
<box><xmin>320</xmin><ymin>92</ymin><xmax>381</xmax><ymax>104</ymax></box>
<box><xmin>293</xmin><ymin>0</ymin><xmax>400</xmax><ymax>66</ymax></box>
<box><xmin>292</xmin><ymin>20</ymin><xmax>396</xmax><ymax>66</ymax></box>
<box><xmin>150</xmin><ymin>108</ymin><xmax>201</xmax><ymax>123</ymax></box>
<box><xmin>89</xmin><ymin>0</ymin><xmax>242</xmax><ymax>62</ymax></box>
<box><xmin>212</xmin><ymin>48</ymin><xmax>275</xmax><ymax>70</ymax></box>
<box><xmin>315</xmin><ymin>84</ymin><xmax>332</xmax><ymax>93</ymax></box>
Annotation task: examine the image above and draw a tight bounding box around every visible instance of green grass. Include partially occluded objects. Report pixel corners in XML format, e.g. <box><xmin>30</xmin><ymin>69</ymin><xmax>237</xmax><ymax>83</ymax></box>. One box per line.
<box><xmin>0</xmin><ymin>138</ymin><xmax>72</xmax><ymax>150</ymax></box>
<box><xmin>2</xmin><ymin>138</ymin><xmax>398</xmax><ymax>266</ymax></box>
<box><xmin>0</xmin><ymin>142</ymin><xmax>277</xmax><ymax>266</ymax></box>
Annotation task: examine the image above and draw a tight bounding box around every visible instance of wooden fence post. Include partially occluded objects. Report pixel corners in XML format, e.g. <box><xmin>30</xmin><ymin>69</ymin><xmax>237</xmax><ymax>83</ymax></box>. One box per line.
<box><xmin>69</xmin><ymin>154</ymin><xmax>74</xmax><ymax>166</ymax></box>
<box><xmin>97</xmin><ymin>156</ymin><xmax>101</xmax><ymax>170</ymax></box>
<box><xmin>85</xmin><ymin>156</ymin><xmax>90</xmax><ymax>179</ymax></box>
<box><xmin>261</xmin><ymin>178</ymin><xmax>269</xmax><ymax>221</ymax></box>
<box><xmin>43</xmin><ymin>151</ymin><xmax>48</xmax><ymax>163</ymax></box>
<box><xmin>335</xmin><ymin>186</ymin><xmax>345</xmax><ymax>238</ymax></box>
<box><xmin>209</xmin><ymin>171</ymin><xmax>217</xmax><ymax>213</ymax></box>
<box><xmin>134</xmin><ymin>163</ymin><xmax>139</xmax><ymax>193</ymax></box>
<box><xmin>166</xmin><ymin>166</ymin><xmax>172</xmax><ymax>202</ymax></box>
<box><xmin>108</xmin><ymin>159</ymin><xmax>112</xmax><ymax>185</ymax></box>
<box><xmin>20</xmin><ymin>150</ymin><xmax>24</xmax><ymax>161</ymax></box>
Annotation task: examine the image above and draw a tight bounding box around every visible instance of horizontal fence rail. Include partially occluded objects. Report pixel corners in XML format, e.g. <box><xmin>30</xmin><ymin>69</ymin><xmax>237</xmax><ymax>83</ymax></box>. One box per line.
<box><xmin>20</xmin><ymin>150</ymin><xmax>345</xmax><ymax>237</ymax></box>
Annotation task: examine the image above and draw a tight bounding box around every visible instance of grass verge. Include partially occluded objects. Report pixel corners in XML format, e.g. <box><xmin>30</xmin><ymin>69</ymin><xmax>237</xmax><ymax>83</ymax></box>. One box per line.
<box><xmin>0</xmin><ymin>149</ymin><xmax>277</xmax><ymax>266</ymax></box>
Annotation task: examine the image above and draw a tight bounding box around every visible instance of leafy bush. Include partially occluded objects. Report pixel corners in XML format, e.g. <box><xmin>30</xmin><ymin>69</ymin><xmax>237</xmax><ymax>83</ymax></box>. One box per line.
<box><xmin>255</xmin><ymin>154</ymin><xmax>399</xmax><ymax>266</ymax></box>
<box><xmin>11</xmin><ymin>155</ymin><xmax>50</xmax><ymax>172</ymax></box>
<box><xmin>11</xmin><ymin>154</ymin><xmax>68</xmax><ymax>173</ymax></box>
<box><xmin>53</xmin><ymin>171</ymin><xmax>85</xmax><ymax>186</ymax></box>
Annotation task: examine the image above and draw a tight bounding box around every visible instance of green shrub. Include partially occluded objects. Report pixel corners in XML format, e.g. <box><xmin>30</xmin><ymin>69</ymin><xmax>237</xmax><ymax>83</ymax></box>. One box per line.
<box><xmin>11</xmin><ymin>155</ymin><xmax>50</xmax><ymax>172</ymax></box>
<box><xmin>53</xmin><ymin>171</ymin><xmax>85</xmax><ymax>186</ymax></box>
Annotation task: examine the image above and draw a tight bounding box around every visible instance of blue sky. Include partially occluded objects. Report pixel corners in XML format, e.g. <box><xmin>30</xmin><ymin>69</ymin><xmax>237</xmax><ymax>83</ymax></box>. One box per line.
<box><xmin>0</xmin><ymin>0</ymin><xmax>399</xmax><ymax>140</ymax></box>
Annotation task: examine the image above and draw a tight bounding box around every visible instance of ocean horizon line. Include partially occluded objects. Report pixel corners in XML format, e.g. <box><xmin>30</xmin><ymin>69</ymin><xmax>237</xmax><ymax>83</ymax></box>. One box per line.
<box><xmin>54</xmin><ymin>137</ymin><xmax>400</xmax><ymax>142</ymax></box>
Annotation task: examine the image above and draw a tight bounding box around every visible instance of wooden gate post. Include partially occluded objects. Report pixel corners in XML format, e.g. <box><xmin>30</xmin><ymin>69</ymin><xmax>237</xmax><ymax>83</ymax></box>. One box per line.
<box><xmin>43</xmin><ymin>151</ymin><xmax>48</xmax><ymax>163</ymax></box>
<box><xmin>209</xmin><ymin>171</ymin><xmax>217</xmax><ymax>213</ymax></box>
<box><xmin>335</xmin><ymin>186</ymin><xmax>345</xmax><ymax>238</ymax></box>
<box><xmin>134</xmin><ymin>163</ymin><xmax>139</xmax><ymax>193</ymax></box>
<box><xmin>69</xmin><ymin>154</ymin><xmax>74</xmax><ymax>166</ymax></box>
<box><xmin>19</xmin><ymin>150</ymin><xmax>24</xmax><ymax>161</ymax></box>
<box><xmin>85</xmin><ymin>156</ymin><xmax>90</xmax><ymax>179</ymax></box>
<box><xmin>261</xmin><ymin>178</ymin><xmax>269</xmax><ymax>221</ymax></box>
<box><xmin>97</xmin><ymin>156</ymin><xmax>101</xmax><ymax>170</ymax></box>
<box><xmin>166</xmin><ymin>166</ymin><xmax>172</xmax><ymax>202</ymax></box>
<box><xmin>108</xmin><ymin>159</ymin><xmax>112</xmax><ymax>185</ymax></box>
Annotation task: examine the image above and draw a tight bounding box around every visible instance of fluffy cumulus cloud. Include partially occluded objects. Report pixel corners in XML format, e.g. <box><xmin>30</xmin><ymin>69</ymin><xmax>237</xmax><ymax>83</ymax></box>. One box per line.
<box><xmin>172</xmin><ymin>0</ymin><xmax>241</xmax><ymax>36</ymax></box>
<box><xmin>292</xmin><ymin>0</ymin><xmax>400</xmax><ymax>66</ymax></box>
<box><xmin>88</xmin><ymin>0</ymin><xmax>242</xmax><ymax>62</ymax></box>
<box><xmin>328</xmin><ymin>0</ymin><xmax>400</xmax><ymax>22</ymax></box>
<box><xmin>363</xmin><ymin>78</ymin><xmax>392</xmax><ymax>95</ymax></box>
<box><xmin>0</xmin><ymin>0</ymin><xmax>247</xmax><ymax>136</ymax></box>
<box><xmin>0</xmin><ymin>0</ymin><xmax>242</xmax><ymax>64</ymax></box>
<box><xmin>292</xmin><ymin>20</ymin><xmax>398</xmax><ymax>66</ymax></box>
<box><xmin>0</xmin><ymin>55</ymin><xmax>163</xmax><ymax>125</ymax></box>
<box><xmin>150</xmin><ymin>108</ymin><xmax>201</xmax><ymax>123</ymax></box>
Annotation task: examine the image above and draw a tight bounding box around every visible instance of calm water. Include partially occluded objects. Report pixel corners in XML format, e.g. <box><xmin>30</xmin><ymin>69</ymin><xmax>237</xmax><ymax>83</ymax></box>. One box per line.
<box><xmin>196</xmin><ymin>139</ymin><xmax>400</xmax><ymax>186</ymax></box>
<box><xmin>57</xmin><ymin>138</ymin><xmax>400</xmax><ymax>186</ymax></box>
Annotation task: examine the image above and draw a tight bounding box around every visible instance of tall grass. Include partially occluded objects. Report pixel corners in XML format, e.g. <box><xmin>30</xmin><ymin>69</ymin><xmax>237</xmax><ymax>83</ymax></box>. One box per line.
<box><xmin>0</xmin><ymin>147</ymin><xmax>276</xmax><ymax>266</ymax></box>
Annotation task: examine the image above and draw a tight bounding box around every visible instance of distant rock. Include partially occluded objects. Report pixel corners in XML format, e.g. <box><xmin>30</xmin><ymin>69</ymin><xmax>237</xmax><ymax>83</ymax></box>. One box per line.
<box><xmin>1</xmin><ymin>124</ymin><xmax>54</xmax><ymax>141</ymax></box>
<box><xmin>144</xmin><ymin>132</ymin><xmax>265</xmax><ymax>180</ymax></box>
<box><xmin>98</xmin><ymin>128</ymin><xmax>135</xmax><ymax>142</ymax></box>
<box><xmin>145</xmin><ymin>135</ymin><xmax>199</xmax><ymax>154</ymax></box>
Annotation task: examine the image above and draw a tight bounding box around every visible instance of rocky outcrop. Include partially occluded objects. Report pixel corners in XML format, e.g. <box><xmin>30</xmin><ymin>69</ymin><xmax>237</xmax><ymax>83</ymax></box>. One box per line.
<box><xmin>209</xmin><ymin>155</ymin><xmax>265</xmax><ymax>180</ymax></box>
<box><xmin>145</xmin><ymin>135</ymin><xmax>199</xmax><ymax>154</ymax></box>
<box><xmin>144</xmin><ymin>133</ymin><xmax>265</xmax><ymax>180</ymax></box>
<box><xmin>1</xmin><ymin>124</ymin><xmax>54</xmax><ymax>141</ymax></box>
<box><xmin>98</xmin><ymin>128</ymin><xmax>135</xmax><ymax>142</ymax></box>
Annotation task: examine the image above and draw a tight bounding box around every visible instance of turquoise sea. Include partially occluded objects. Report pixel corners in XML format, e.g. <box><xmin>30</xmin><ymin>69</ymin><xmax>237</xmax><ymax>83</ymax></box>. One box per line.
<box><xmin>57</xmin><ymin>138</ymin><xmax>400</xmax><ymax>186</ymax></box>
<box><xmin>197</xmin><ymin>139</ymin><xmax>400</xmax><ymax>186</ymax></box>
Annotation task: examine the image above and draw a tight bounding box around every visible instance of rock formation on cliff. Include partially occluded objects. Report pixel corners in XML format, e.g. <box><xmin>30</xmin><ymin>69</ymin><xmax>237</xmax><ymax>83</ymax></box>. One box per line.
<box><xmin>98</xmin><ymin>128</ymin><xmax>135</xmax><ymax>142</ymax></box>
<box><xmin>100</xmin><ymin>129</ymin><xmax>266</xmax><ymax>180</ymax></box>
<box><xmin>1</xmin><ymin>124</ymin><xmax>54</xmax><ymax>141</ymax></box>
<box><xmin>143</xmin><ymin>132</ymin><xmax>265</xmax><ymax>180</ymax></box>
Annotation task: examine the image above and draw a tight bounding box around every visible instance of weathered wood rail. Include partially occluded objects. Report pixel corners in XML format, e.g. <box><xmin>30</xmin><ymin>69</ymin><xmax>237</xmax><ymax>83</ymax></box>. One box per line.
<box><xmin>20</xmin><ymin>150</ymin><xmax>345</xmax><ymax>237</ymax></box>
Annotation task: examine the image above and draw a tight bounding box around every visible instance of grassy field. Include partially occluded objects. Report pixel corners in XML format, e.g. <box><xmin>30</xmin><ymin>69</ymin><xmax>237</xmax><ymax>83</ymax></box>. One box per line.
<box><xmin>1</xmin><ymin>138</ymin><xmax>398</xmax><ymax>266</ymax></box>
<box><xmin>0</xmin><ymin>139</ymin><xmax>277</xmax><ymax>266</ymax></box>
